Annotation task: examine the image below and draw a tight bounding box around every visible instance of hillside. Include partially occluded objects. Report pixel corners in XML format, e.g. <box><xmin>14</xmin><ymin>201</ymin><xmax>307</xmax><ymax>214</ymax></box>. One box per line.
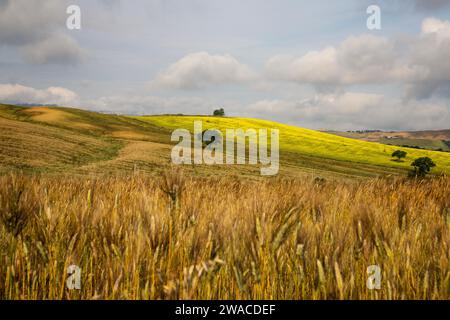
<box><xmin>1</xmin><ymin>104</ymin><xmax>450</xmax><ymax>178</ymax></box>
<box><xmin>138</xmin><ymin>115</ymin><xmax>450</xmax><ymax>176</ymax></box>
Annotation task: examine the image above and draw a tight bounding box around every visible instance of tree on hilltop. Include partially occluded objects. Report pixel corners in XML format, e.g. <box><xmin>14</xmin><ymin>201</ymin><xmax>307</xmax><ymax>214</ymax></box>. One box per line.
<box><xmin>213</xmin><ymin>108</ymin><xmax>225</xmax><ymax>116</ymax></box>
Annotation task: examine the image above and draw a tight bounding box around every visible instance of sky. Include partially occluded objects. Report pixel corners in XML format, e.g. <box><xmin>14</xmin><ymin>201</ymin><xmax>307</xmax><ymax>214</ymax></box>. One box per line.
<box><xmin>1</xmin><ymin>0</ymin><xmax>450</xmax><ymax>130</ymax></box>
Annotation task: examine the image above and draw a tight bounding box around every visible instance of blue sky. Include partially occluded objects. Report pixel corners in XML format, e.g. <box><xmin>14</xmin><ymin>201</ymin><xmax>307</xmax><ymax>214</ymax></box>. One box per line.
<box><xmin>1</xmin><ymin>0</ymin><xmax>450</xmax><ymax>130</ymax></box>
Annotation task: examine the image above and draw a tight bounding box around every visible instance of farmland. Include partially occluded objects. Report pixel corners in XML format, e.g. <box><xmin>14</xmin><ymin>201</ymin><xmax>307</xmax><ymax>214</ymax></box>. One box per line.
<box><xmin>1</xmin><ymin>104</ymin><xmax>450</xmax><ymax>178</ymax></box>
<box><xmin>0</xmin><ymin>172</ymin><xmax>449</xmax><ymax>299</ymax></box>
<box><xmin>1</xmin><ymin>105</ymin><xmax>449</xmax><ymax>300</ymax></box>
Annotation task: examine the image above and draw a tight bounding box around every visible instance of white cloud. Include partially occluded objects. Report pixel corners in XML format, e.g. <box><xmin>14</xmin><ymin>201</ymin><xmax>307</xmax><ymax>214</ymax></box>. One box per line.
<box><xmin>265</xmin><ymin>34</ymin><xmax>402</xmax><ymax>89</ymax></box>
<box><xmin>402</xmin><ymin>18</ymin><xmax>450</xmax><ymax>99</ymax></box>
<box><xmin>244</xmin><ymin>92</ymin><xmax>450</xmax><ymax>131</ymax></box>
<box><xmin>86</xmin><ymin>89</ymin><xmax>449</xmax><ymax>131</ymax></box>
<box><xmin>265</xmin><ymin>18</ymin><xmax>450</xmax><ymax>100</ymax></box>
<box><xmin>152</xmin><ymin>52</ymin><xmax>256</xmax><ymax>89</ymax></box>
<box><xmin>0</xmin><ymin>83</ymin><xmax>78</xmax><ymax>105</ymax></box>
<box><xmin>265</xmin><ymin>47</ymin><xmax>341</xmax><ymax>88</ymax></box>
<box><xmin>421</xmin><ymin>17</ymin><xmax>450</xmax><ymax>39</ymax></box>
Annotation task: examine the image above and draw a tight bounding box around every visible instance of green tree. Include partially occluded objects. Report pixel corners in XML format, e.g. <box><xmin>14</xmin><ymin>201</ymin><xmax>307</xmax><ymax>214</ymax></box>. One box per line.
<box><xmin>213</xmin><ymin>108</ymin><xmax>225</xmax><ymax>116</ymax></box>
<box><xmin>391</xmin><ymin>150</ymin><xmax>407</xmax><ymax>161</ymax></box>
<box><xmin>199</xmin><ymin>129</ymin><xmax>222</xmax><ymax>147</ymax></box>
<box><xmin>410</xmin><ymin>157</ymin><xmax>436</xmax><ymax>178</ymax></box>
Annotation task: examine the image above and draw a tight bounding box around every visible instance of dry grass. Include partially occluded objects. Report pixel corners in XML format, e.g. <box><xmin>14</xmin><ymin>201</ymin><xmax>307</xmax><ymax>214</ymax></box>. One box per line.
<box><xmin>0</xmin><ymin>170</ymin><xmax>449</xmax><ymax>300</ymax></box>
<box><xmin>24</xmin><ymin>107</ymin><xmax>100</xmax><ymax>131</ymax></box>
<box><xmin>0</xmin><ymin>116</ymin><xmax>121</xmax><ymax>173</ymax></box>
<box><xmin>76</xmin><ymin>141</ymin><xmax>172</xmax><ymax>175</ymax></box>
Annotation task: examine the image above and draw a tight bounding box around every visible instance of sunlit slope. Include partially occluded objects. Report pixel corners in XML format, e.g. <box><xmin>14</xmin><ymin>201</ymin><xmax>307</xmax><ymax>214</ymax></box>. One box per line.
<box><xmin>0</xmin><ymin>104</ymin><xmax>170</xmax><ymax>141</ymax></box>
<box><xmin>136</xmin><ymin>115</ymin><xmax>450</xmax><ymax>175</ymax></box>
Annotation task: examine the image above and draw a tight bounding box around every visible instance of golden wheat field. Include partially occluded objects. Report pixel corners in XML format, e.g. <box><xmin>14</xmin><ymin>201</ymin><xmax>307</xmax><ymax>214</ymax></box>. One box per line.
<box><xmin>1</xmin><ymin>170</ymin><xmax>449</xmax><ymax>300</ymax></box>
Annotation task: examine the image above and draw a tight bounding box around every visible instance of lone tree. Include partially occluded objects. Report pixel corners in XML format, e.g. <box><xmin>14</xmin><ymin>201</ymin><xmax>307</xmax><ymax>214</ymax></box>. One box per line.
<box><xmin>392</xmin><ymin>150</ymin><xmax>407</xmax><ymax>161</ymax></box>
<box><xmin>410</xmin><ymin>157</ymin><xmax>436</xmax><ymax>178</ymax></box>
<box><xmin>199</xmin><ymin>129</ymin><xmax>222</xmax><ymax>147</ymax></box>
<box><xmin>213</xmin><ymin>108</ymin><xmax>225</xmax><ymax>116</ymax></box>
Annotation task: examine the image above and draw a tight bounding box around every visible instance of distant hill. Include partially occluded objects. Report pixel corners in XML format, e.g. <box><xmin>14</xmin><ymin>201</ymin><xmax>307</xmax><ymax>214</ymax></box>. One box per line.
<box><xmin>1</xmin><ymin>104</ymin><xmax>450</xmax><ymax>178</ymax></box>
<box><xmin>328</xmin><ymin>129</ymin><xmax>450</xmax><ymax>152</ymax></box>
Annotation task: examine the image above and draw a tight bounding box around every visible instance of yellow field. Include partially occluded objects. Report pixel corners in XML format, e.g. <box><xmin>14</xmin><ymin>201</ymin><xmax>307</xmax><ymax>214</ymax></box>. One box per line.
<box><xmin>138</xmin><ymin>115</ymin><xmax>450</xmax><ymax>175</ymax></box>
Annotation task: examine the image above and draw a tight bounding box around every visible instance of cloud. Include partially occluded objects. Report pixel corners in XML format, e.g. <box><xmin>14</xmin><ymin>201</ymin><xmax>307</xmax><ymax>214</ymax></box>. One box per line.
<box><xmin>402</xmin><ymin>18</ymin><xmax>450</xmax><ymax>99</ymax></box>
<box><xmin>0</xmin><ymin>0</ymin><xmax>63</xmax><ymax>45</ymax></box>
<box><xmin>413</xmin><ymin>0</ymin><xmax>450</xmax><ymax>10</ymax></box>
<box><xmin>0</xmin><ymin>0</ymin><xmax>84</xmax><ymax>65</ymax></box>
<box><xmin>265</xmin><ymin>48</ymin><xmax>341</xmax><ymax>88</ymax></box>
<box><xmin>265</xmin><ymin>18</ymin><xmax>450</xmax><ymax>100</ymax></box>
<box><xmin>265</xmin><ymin>34</ymin><xmax>401</xmax><ymax>90</ymax></box>
<box><xmin>22</xmin><ymin>33</ymin><xmax>86</xmax><ymax>65</ymax></box>
<box><xmin>244</xmin><ymin>92</ymin><xmax>450</xmax><ymax>131</ymax></box>
<box><xmin>0</xmin><ymin>83</ymin><xmax>78</xmax><ymax>105</ymax></box>
<box><xmin>421</xmin><ymin>17</ymin><xmax>450</xmax><ymax>41</ymax></box>
<box><xmin>152</xmin><ymin>52</ymin><xmax>256</xmax><ymax>89</ymax></box>
<box><xmin>99</xmin><ymin>0</ymin><xmax>121</xmax><ymax>10</ymax></box>
<box><xmin>365</xmin><ymin>0</ymin><xmax>450</xmax><ymax>12</ymax></box>
<box><xmin>69</xmin><ymin>85</ymin><xmax>450</xmax><ymax>131</ymax></box>
<box><xmin>86</xmin><ymin>89</ymin><xmax>450</xmax><ymax>131</ymax></box>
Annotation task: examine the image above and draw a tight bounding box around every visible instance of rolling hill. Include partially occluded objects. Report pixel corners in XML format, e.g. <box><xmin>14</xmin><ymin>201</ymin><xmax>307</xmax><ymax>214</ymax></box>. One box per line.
<box><xmin>330</xmin><ymin>129</ymin><xmax>450</xmax><ymax>152</ymax></box>
<box><xmin>1</xmin><ymin>104</ymin><xmax>450</xmax><ymax>179</ymax></box>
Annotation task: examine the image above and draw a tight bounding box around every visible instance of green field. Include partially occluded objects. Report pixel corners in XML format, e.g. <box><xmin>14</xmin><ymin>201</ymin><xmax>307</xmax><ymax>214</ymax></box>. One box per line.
<box><xmin>1</xmin><ymin>104</ymin><xmax>450</xmax><ymax>178</ymax></box>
